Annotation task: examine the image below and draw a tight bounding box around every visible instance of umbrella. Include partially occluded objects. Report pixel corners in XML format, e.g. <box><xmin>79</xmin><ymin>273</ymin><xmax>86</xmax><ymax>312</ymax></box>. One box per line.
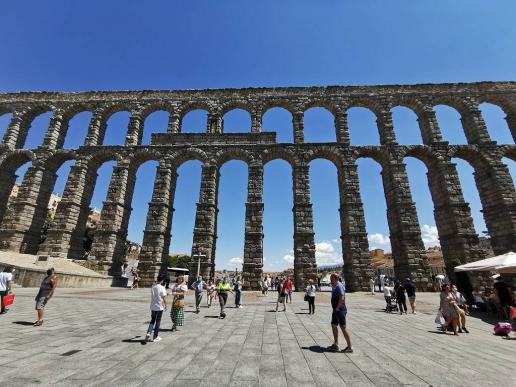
<box><xmin>454</xmin><ymin>251</ymin><xmax>516</xmax><ymax>272</ymax></box>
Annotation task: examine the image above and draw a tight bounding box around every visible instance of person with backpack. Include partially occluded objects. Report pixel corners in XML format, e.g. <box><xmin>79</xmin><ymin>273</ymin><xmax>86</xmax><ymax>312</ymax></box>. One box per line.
<box><xmin>276</xmin><ymin>277</ymin><xmax>287</xmax><ymax>312</ymax></box>
<box><xmin>145</xmin><ymin>274</ymin><xmax>168</xmax><ymax>342</ymax></box>
<box><xmin>305</xmin><ymin>279</ymin><xmax>316</xmax><ymax>314</ymax></box>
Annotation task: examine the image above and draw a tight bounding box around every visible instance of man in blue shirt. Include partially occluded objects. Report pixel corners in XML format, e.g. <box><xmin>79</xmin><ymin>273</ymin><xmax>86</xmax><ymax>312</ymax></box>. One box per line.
<box><xmin>327</xmin><ymin>273</ymin><xmax>353</xmax><ymax>353</ymax></box>
<box><xmin>191</xmin><ymin>276</ymin><xmax>206</xmax><ymax>314</ymax></box>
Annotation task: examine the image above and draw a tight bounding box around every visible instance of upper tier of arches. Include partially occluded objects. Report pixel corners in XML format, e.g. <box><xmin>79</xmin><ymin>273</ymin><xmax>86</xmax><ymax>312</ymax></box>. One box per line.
<box><xmin>1</xmin><ymin>90</ymin><xmax>515</xmax><ymax>149</ymax></box>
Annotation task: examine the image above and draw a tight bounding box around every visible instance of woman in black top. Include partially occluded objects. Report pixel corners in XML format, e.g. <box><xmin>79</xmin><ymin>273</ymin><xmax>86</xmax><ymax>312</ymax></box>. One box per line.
<box><xmin>394</xmin><ymin>281</ymin><xmax>407</xmax><ymax>315</ymax></box>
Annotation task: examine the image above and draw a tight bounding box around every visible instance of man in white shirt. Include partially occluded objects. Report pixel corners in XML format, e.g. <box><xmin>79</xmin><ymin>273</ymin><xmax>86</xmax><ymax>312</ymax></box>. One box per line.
<box><xmin>145</xmin><ymin>274</ymin><xmax>168</xmax><ymax>342</ymax></box>
<box><xmin>0</xmin><ymin>266</ymin><xmax>14</xmax><ymax>314</ymax></box>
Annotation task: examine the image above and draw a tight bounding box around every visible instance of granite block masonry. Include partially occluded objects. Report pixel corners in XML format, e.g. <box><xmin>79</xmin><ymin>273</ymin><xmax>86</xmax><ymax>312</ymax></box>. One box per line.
<box><xmin>0</xmin><ymin>81</ymin><xmax>515</xmax><ymax>290</ymax></box>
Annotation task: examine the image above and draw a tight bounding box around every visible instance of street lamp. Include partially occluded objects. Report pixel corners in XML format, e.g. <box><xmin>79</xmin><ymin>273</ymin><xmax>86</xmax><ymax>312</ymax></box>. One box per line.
<box><xmin>193</xmin><ymin>250</ymin><xmax>207</xmax><ymax>279</ymax></box>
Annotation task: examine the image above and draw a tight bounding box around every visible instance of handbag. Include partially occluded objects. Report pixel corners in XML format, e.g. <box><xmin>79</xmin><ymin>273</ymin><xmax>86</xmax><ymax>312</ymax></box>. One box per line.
<box><xmin>173</xmin><ymin>298</ymin><xmax>185</xmax><ymax>309</ymax></box>
<box><xmin>1</xmin><ymin>293</ymin><xmax>15</xmax><ymax>308</ymax></box>
<box><xmin>434</xmin><ymin>310</ymin><xmax>445</xmax><ymax>325</ymax></box>
<box><xmin>304</xmin><ymin>294</ymin><xmax>309</xmax><ymax>302</ymax></box>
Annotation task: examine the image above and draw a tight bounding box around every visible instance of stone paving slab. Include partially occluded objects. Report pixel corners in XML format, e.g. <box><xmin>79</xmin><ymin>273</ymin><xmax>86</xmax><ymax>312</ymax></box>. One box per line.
<box><xmin>0</xmin><ymin>288</ymin><xmax>515</xmax><ymax>386</ymax></box>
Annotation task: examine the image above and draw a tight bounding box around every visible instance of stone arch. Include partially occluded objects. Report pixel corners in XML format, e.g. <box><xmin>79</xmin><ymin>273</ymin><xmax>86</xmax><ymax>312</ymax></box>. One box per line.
<box><xmin>433</xmin><ymin>103</ymin><xmax>468</xmax><ymax>144</ymax></box>
<box><xmin>261</xmin><ymin>107</ymin><xmax>294</xmax><ymax>143</ymax></box>
<box><xmin>102</xmin><ymin>108</ymin><xmax>132</xmax><ymax>146</ymax></box>
<box><xmin>262</xmin><ymin>148</ymin><xmax>298</xmax><ymax>168</ymax></box>
<box><xmin>478</xmin><ymin>102</ymin><xmax>513</xmax><ymax>144</ymax></box>
<box><xmin>347</xmin><ymin>106</ymin><xmax>381</xmax><ymax>146</ymax></box>
<box><xmin>259</xmin><ymin>100</ymin><xmax>296</xmax><ymax>117</ymax></box>
<box><xmin>305</xmin><ymin>146</ymin><xmax>343</xmax><ymax>171</ymax></box>
<box><xmin>139</xmin><ymin>102</ymin><xmax>176</xmax><ymax>121</ymax></box>
<box><xmin>390</xmin><ymin>105</ymin><xmax>424</xmax><ymax>145</ymax></box>
<box><xmin>222</xmin><ymin>108</ymin><xmax>252</xmax><ymax>133</ymax></box>
<box><xmin>61</xmin><ymin>107</ymin><xmax>94</xmax><ymax>149</ymax></box>
<box><xmin>170</xmin><ymin>148</ymin><xmax>210</xmax><ymax>170</ymax></box>
<box><xmin>220</xmin><ymin>101</ymin><xmax>252</xmax><ymax>116</ymax></box>
<box><xmin>300</xmin><ymin>100</ymin><xmax>338</xmax><ymax>116</ymax></box>
<box><xmin>303</xmin><ymin>106</ymin><xmax>337</xmax><ymax>143</ymax></box>
<box><xmin>450</xmin><ymin>147</ymin><xmax>516</xmax><ymax>254</ymax></box>
<box><xmin>213</xmin><ymin>148</ymin><xmax>253</xmax><ymax>168</ymax></box>
<box><xmin>20</xmin><ymin>107</ymin><xmax>54</xmax><ymax>149</ymax></box>
<box><xmin>178</xmin><ymin>101</ymin><xmax>213</xmax><ymax>121</ymax></box>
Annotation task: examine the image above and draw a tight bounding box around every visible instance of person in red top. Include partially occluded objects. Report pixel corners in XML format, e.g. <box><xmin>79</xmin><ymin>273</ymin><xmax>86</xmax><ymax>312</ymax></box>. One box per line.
<box><xmin>284</xmin><ymin>276</ymin><xmax>293</xmax><ymax>304</ymax></box>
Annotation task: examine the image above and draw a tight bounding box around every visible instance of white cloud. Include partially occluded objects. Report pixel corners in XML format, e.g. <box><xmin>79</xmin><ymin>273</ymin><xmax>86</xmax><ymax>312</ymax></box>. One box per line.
<box><xmin>227</xmin><ymin>257</ymin><xmax>243</xmax><ymax>268</ymax></box>
<box><xmin>332</xmin><ymin>239</ymin><xmax>341</xmax><ymax>244</ymax></box>
<box><xmin>368</xmin><ymin>233</ymin><xmax>390</xmax><ymax>245</ymax></box>
<box><xmin>421</xmin><ymin>224</ymin><xmax>440</xmax><ymax>248</ymax></box>
<box><xmin>283</xmin><ymin>254</ymin><xmax>294</xmax><ymax>263</ymax></box>
<box><xmin>315</xmin><ymin>241</ymin><xmax>342</xmax><ymax>265</ymax></box>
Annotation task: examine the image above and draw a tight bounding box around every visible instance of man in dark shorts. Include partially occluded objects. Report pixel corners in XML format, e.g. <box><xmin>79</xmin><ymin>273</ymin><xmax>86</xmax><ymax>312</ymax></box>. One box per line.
<box><xmin>327</xmin><ymin>273</ymin><xmax>353</xmax><ymax>353</ymax></box>
<box><xmin>404</xmin><ymin>278</ymin><xmax>417</xmax><ymax>314</ymax></box>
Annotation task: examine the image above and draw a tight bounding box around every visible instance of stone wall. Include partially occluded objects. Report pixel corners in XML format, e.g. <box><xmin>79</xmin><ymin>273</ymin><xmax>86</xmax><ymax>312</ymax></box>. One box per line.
<box><xmin>0</xmin><ymin>81</ymin><xmax>515</xmax><ymax>290</ymax></box>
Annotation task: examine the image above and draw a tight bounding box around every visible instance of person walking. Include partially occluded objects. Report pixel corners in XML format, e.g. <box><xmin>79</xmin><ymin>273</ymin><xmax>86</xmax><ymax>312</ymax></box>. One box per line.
<box><xmin>217</xmin><ymin>277</ymin><xmax>232</xmax><ymax>318</ymax></box>
<box><xmin>234</xmin><ymin>279</ymin><xmax>243</xmax><ymax>308</ymax></box>
<box><xmin>394</xmin><ymin>281</ymin><xmax>407</xmax><ymax>315</ymax></box>
<box><xmin>262</xmin><ymin>277</ymin><xmax>268</xmax><ymax>295</ymax></box>
<box><xmin>369</xmin><ymin>278</ymin><xmax>375</xmax><ymax>295</ymax></box>
<box><xmin>130</xmin><ymin>268</ymin><xmax>140</xmax><ymax>290</ymax></box>
<box><xmin>327</xmin><ymin>273</ymin><xmax>353</xmax><ymax>353</ymax></box>
<box><xmin>191</xmin><ymin>276</ymin><xmax>206</xmax><ymax>314</ymax></box>
<box><xmin>305</xmin><ymin>279</ymin><xmax>316</xmax><ymax>314</ymax></box>
<box><xmin>207</xmin><ymin>280</ymin><xmax>216</xmax><ymax>307</ymax></box>
<box><xmin>284</xmin><ymin>276</ymin><xmax>293</xmax><ymax>304</ymax></box>
<box><xmin>34</xmin><ymin>268</ymin><xmax>58</xmax><ymax>326</ymax></box>
<box><xmin>276</xmin><ymin>277</ymin><xmax>287</xmax><ymax>312</ymax></box>
<box><xmin>383</xmin><ymin>284</ymin><xmax>394</xmax><ymax>311</ymax></box>
<box><xmin>0</xmin><ymin>266</ymin><xmax>14</xmax><ymax>315</ymax></box>
<box><xmin>404</xmin><ymin>278</ymin><xmax>417</xmax><ymax>314</ymax></box>
<box><xmin>170</xmin><ymin>276</ymin><xmax>188</xmax><ymax>331</ymax></box>
<box><xmin>145</xmin><ymin>274</ymin><xmax>168</xmax><ymax>343</ymax></box>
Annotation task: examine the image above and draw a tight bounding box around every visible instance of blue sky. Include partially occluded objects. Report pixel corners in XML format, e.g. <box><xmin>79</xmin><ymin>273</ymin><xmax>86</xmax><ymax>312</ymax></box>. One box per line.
<box><xmin>1</xmin><ymin>1</ymin><xmax>515</xmax><ymax>271</ymax></box>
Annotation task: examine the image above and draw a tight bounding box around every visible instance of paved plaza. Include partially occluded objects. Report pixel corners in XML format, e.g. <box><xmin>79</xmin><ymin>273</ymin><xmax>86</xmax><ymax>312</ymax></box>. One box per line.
<box><xmin>0</xmin><ymin>288</ymin><xmax>514</xmax><ymax>386</ymax></box>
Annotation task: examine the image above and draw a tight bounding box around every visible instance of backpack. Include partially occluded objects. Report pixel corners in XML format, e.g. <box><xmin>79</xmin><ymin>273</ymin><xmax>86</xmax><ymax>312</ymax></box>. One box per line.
<box><xmin>494</xmin><ymin>322</ymin><xmax>512</xmax><ymax>336</ymax></box>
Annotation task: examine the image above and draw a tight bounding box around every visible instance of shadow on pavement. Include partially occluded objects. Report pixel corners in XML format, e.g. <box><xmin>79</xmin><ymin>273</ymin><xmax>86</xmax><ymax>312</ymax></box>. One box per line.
<box><xmin>301</xmin><ymin>345</ymin><xmax>334</xmax><ymax>353</ymax></box>
<box><xmin>295</xmin><ymin>312</ymin><xmax>309</xmax><ymax>315</ymax></box>
<box><xmin>12</xmin><ymin>321</ymin><xmax>34</xmax><ymax>326</ymax></box>
<box><xmin>204</xmin><ymin>315</ymin><xmax>219</xmax><ymax>319</ymax></box>
<box><xmin>122</xmin><ymin>336</ymin><xmax>147</xmax><ymax>345</ymax></box>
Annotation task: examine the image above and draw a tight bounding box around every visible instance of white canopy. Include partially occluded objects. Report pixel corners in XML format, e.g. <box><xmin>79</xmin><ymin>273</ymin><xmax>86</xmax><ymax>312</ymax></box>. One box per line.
<box><xmin>454</xmin><ymin>251</ymin><xmax>516</xmax><ymax>273</ymax></box>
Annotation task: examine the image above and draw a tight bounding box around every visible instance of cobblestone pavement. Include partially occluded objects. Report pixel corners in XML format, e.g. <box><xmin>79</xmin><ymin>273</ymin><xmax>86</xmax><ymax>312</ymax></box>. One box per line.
<box><xmin>0</xmin><ymin>288</ymin><xmax>514</xmax><ymax>386</ymax></box>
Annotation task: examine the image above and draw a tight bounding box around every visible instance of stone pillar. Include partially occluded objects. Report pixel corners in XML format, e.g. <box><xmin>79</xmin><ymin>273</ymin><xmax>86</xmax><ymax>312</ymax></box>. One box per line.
<box><xmin>292</xmin><ymin>164</ymin><xmax>317</xmax><ymax>290</ymax></box>
<box><xmin>0</xmin><ymin>164</ymin><xmax>57</xmax><ymax>254</ymax></box>
<box><xmin>428</xmin><ymin>158</ymin><xmax>486</xmax><ymax>285</ymax></box>
<box><xmin>461</xmin><ymin>105</ymin><xmax>493</xmax><ymax>144</ymax></box>
<box><xmin>338</xmin><ymin>162</ymin><xmax>373</xmax><ymax>291</ymax></box>
<box><xmin>418</xmin><ymin>103</ymin><xmax>444</xmax><ymax>144</ymax></box>
<box><xmin>251</xmin><ymin>110</ymin><xmax>262</xmax><ymax>133</ymax></box>
<box><xmin>3</xmin><ymin>109</ymin><xmax>32</xmax><ymax>149</ymax></box>
<box><xmin>208</xmin><ymin>113</ymin><xmax>222</xmax><ymax>134</ymax></box>
<box><xmin>376</xmin><ymin>109</ymin><xmax>397</xmax><ymax>145</ymax></box>
<box><xmin>84</xmin><ymin>108</ymin><xmax>107</xmax><ymax>146</ymax></box>
<box><xmin>293</xmin><ymin>111</ymin><xmax>304</xmax><ymax>144</ymax></box>
<box><xmin>125</xmin><ymin>109</ymin><xmax>144</xmax><ymax>146</ymax></box>
<box><xmin>242</xmin><ymin>161</ymin><xmax>264</xmax><ymax>290</ymax></box>
<box><xmin>38</xmin><ymin>159</ymin><xmax>96</xmax><ymax>259</ymax></box>
<box><xmin>0</xmin><ymin>169</ymin><xmax>18</xmax><ymax>225</ymax></box>
<box><xmin>382</xmin><ymin>156</ymin><xmax>432</xmax><ymax>290</ymax></box>
<box><xmin>89</xmin><ymin>161</ymin><xmax>136</xmax><ymax>278</ymax></box>
<box><xmin>505</xmin><ymin>111</ymin><xmax>516</xmax><ymax>143</ymax></box>
<box><xmin>139</xmin><ymin>162</ymin><xmax>177</xmax><ymax>286</ymax></box>
<box><xmin>167</xmin><ymin>113</ymin><xmax>180</xmax><ymax>134</ymax></box>
<box><xmin>189</xmin><ymin>163</ymin><xmax>219</xmax><ymax>281</ymax></box>
<box><xmin>472</xmin><ymin>157</ymin><xmax>516</xmax><ymax>254</ymax></box>
<box><xmin>42</xmin><ymin>109</ymin><xmax>67</xmax><ymax>149</ymax></box>
<box><xmin>335</xmin><ymin>110</ymin><xmax>350</xmax><ymax>145</ymax></box>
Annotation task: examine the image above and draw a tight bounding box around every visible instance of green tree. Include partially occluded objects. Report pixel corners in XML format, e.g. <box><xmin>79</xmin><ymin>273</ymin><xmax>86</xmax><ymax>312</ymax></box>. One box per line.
<box><xmin>167</xmin><ymin>254</ymin><xmax>191</xmax><ymax>269</ymax></box>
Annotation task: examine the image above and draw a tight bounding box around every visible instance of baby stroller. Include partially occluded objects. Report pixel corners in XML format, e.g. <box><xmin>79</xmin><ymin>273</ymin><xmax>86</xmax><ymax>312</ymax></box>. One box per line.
<box><xmin>384</xmin><ymin>291</ymin><xmax>398</xmax><ymax>313</ymax></box>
